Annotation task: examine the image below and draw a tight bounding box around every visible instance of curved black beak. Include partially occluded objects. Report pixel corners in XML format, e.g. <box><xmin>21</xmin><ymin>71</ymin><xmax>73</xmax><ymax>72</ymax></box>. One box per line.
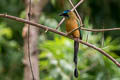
<box><xmin>59</xmin><ymin>13</ymin><xmax>64</xmax><ymax>16</ymax></box>
<box><xmin>59</xmin><ymin>13</ymin><xmax>68</xmax><ymax>17</ymax></box>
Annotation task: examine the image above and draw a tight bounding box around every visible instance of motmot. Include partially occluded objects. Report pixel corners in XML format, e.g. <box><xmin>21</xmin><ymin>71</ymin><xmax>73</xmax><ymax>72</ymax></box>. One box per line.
<box><xmin>60</xmin><ymin>10</ymin><xmax>82</xmax><ymax>78</ymax></box>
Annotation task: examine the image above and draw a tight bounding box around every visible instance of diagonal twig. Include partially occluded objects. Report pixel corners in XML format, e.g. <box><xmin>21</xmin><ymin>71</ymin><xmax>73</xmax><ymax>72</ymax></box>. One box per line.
<box><xmin>66</xmin><ymin>25</ymin><xmax>83</xmax><ymax>35</ymax></box>
<box><xmin>0</xmin><ymin>14</ymin><xmax>120</xmax><ymax>67</ymax></box>
<box><xmin>71</xmin><ymin>0</ymin><xmax>84</xmax><ymax>12</ymax></box>
<box><xmin>69</xmin><ymin>0</ymin><xmax>83</xmax><ymax>25</ymax></box>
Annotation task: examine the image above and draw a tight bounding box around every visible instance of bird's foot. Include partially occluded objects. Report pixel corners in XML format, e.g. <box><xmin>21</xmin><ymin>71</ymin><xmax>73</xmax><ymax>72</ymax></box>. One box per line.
<box><xmin>66</xmin><ymin>33</ymin><xmax>73</xmax><ymax>37</ymax></box>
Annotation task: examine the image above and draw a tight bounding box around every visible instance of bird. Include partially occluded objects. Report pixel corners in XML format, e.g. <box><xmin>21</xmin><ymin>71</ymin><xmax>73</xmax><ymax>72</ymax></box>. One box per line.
<box><xmin>59</xmin><ymin>10</ymin><xmax>82</xmax><ymax>78</ymax></box>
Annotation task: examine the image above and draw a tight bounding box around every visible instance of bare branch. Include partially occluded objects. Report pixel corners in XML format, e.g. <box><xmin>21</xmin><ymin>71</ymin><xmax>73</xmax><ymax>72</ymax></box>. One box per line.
<box><xmin>67</xmin><ymin>26</ymin><xmax>120</xmax><ymax>35</ymax></box>
<box><xmin>71</xmin><ymin>0</ymin><xmax>84</xmax><ymax>12</ymax></box>
<box><xmin>27</xmin><ymin>0</ymin><xmax>35</xmax><ymax>79</ymax></box>
<box><xmin>81</xmin><ymin>27</ymin><xmax>120</xmax><ymax>32</ymax></box>
<box><xmin>0</xmin><ymin>14</ymin><xmax>120</xmax><ymax>67</ymax></box>
<box><xmin>56</xmin><ymin>18</ymin><xmax>65</xmax><ymax>30</ymax></box>
<box><xmin>56</xmin><ymin>0</ymin><xmax>84</xmax><ymax>30</ymax></box>
<box><xmin>66</xmin><ymin>25</ymin><xmax>83</xmax><ymax>35</ymax></box>
<box><xmin>101</xmin><ymin>25</ymin><xmax>104</xmax><ymax>47</ymax></box>
<box><xmin>69</xmin><ymin>0</ymin><xmax>83</xmax><ymax>25</ymax></box>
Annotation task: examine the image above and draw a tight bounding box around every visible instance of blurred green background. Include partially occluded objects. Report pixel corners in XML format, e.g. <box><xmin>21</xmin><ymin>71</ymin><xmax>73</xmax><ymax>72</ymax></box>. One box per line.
<box><xmin>0</xmin><ymin>0</ymin><xmax>120</xmax><ymax>80</ymax></box>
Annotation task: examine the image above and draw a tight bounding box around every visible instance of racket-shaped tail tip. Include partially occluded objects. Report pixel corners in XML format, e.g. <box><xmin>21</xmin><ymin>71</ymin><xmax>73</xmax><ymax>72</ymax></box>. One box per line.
<box><xmin>74</xmin><ymin>68</ymin><xmax>78</xmax><ymax>78</ymax></box>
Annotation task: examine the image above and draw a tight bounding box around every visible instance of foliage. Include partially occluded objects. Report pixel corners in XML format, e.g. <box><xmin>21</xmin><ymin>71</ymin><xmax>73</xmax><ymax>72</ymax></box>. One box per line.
<box><xmin>0</xmin><ymin>22</ymin><xmax>24</xmax><ymax>80</ymax></box>
<box><xmin>39</xmin><ymin>35</ymin><xmax>120</xmax><ymax>80</ymax></box>
<box><xmin>39</xmin><ymin>19</ymin><xmax>120</xmax><ymax>80</ymax></box>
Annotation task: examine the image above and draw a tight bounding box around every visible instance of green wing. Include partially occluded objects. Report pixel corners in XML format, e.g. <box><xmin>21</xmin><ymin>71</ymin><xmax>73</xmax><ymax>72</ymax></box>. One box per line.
<box><xmin>77</xmin><ymin>19</ymin><xmax>82</xmax><ymax>40</ymax></box>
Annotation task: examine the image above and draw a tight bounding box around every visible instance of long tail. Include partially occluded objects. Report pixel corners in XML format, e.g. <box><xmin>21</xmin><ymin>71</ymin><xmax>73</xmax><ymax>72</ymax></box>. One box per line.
<box><xmin>74</xmin><ymin>41</ymin><xmax>79</xmax><ymax>78</ymax></box>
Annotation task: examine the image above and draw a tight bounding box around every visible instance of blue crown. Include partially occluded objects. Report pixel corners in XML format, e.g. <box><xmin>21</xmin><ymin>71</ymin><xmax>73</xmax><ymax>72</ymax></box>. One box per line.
<box><xmin>63</xmin><ymin>10</ymin><xmax>70</xmax><ymax>13</ymax></box>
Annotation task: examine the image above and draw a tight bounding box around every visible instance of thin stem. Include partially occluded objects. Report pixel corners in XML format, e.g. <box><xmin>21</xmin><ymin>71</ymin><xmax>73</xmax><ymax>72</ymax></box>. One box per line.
<box><xmin>66</xmin><ymin>25</ymin><xmax>83</xmax><ymax>35</ymax></box>
<box><xmin>86</xmin><ymin>32</ymin><xmax>89</xmax><ymax>42</ymax></box>
<box><xmin>56</xmin><ymin>0</ymin><xmax>84</xmax><ymax>30</ymax></box>
<box><xmin>67</xmin><ymin>26</ymin><xmax>120</xmax><ymax>35</ymax></box>
<box><xmin>56</xmin><ymin>18</ymin><xmax>65</xmax><ymax>30</ymax></box>
<box><xmin>28</xmin><ymin>0</ymin><xmax>35</xmax><ymax>80</ymax></box>
<box><xmin>81</xmin><ymin>27</ymin><xmax>120</xmax><ymax>32</ymax></box>
<box><xmin>69</xmin><ymin>0</ymin><xmax>83</xmax><ymax>25</ymax></box>
<box><xmin>71</xmin><ymin>0</ymin><xmax>84</xmax><ymax>12</ymax></box>
<box><xmin>101</xmin><ymin>25</ymin><xmax>104</xmax><ymax>47</ymax></box>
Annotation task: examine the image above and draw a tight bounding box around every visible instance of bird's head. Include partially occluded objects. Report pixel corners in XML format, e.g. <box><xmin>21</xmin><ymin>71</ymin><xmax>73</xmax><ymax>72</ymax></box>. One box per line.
<box><xmin>59</xmin><ymin>10</ymin><xmax>77</xmax><ymax>19</ymax></box>
<box><xmin>59</xmin><ymin>10</ymin><xmax>70</xmax><ymax>17</ymax></box>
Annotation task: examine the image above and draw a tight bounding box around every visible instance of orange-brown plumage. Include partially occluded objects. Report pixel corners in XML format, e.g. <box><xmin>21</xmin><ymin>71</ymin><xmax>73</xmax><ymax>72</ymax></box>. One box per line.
<box><xmin>65</xmin><ymin>17</ymin><xmax>80</xmax><ymax>38</ymax></box>
<box><xmin>65</xmin><ymin>11</ymin><xmax>80</xmax><ymax>39</ymax></box>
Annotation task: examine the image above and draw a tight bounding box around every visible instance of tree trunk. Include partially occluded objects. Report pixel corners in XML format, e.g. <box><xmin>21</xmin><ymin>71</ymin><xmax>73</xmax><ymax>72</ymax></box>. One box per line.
<box><xmin>22</xmin><ymin>0</ymin><xmax>49</xmax><ymax>80</ymax></box>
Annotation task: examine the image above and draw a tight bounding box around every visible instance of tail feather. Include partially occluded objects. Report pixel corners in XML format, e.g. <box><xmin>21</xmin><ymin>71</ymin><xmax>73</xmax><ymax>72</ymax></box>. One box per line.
<box><xmin>74</xmin><ymin>41</ymin><xmax>79</xmax><ymax>78</ymax></box>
